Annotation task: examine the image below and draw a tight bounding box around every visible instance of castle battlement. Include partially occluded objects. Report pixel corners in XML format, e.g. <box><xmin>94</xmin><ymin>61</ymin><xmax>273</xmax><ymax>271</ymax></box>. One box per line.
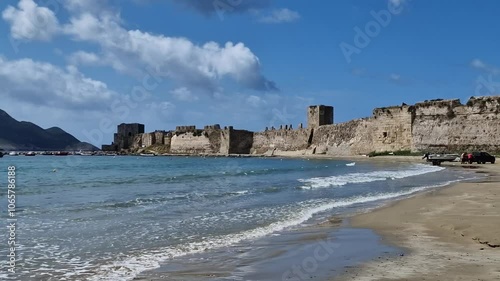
<box><xmin>102</xmin><ymin>95</ymin><xmax>500</xmax><ymax>155</ymax></box>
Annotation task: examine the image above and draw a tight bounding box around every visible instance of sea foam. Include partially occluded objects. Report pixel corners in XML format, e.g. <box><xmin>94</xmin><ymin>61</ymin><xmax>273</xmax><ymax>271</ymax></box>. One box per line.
<box><xmin>298</xmin><ymin>164</ymin><xmax>445</xmax><ymax>189</ymax></box>
<box><xmin>88</xmin><ymin>176</ymin><xmax>456</xmax><ymax>281</ymax></box>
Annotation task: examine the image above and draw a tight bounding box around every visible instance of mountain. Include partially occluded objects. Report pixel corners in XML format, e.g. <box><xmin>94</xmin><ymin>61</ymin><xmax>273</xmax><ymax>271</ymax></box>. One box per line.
<box><xmin>0</xmin><ymin>109</ymin><xmax>98</xmax><ymax>151</ymax></box>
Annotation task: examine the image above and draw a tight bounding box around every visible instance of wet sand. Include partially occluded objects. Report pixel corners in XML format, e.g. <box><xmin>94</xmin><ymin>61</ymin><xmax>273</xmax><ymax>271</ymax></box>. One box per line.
<box><xmin>135</xmin><ymin>224</ymin><xmax>398</xmax><ymax>281</ymax></box>
<box><xmin>132</xmin><ymin>156</ymin><xmax>499</xmax><ymax>281</ymax></box>
<box><xmin>337</xmin><ymin>163</ymin><xmax>500</xmax><ymax>280</ymax></box>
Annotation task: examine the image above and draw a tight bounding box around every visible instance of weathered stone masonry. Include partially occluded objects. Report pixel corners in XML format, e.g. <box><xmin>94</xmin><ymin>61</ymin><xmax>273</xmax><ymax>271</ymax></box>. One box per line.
<box><xmin>102</xmin><ymin>96</ymin><xmax>500</xmax><ymax>155</ymax></box>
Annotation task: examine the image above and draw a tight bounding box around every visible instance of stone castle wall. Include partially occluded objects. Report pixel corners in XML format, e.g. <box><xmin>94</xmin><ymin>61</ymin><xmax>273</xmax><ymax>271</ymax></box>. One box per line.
<box><xmin>311</xmin><ymin>119</ymin><xmax>372</xmax><ymax>155</ymax></box>
<box><xmin>170</xmin><ymin>131</ymin><xmax>214</xmax><ymax>154</ymax></box>
<box><xmin>412</xmin><ymin>97</ymin><xmax>500</xmax><ymax>152</ymax></box>
<box><xmin>306</xmin><ymin>105</ymin><xmax>414</xmax><ymax>155</ymax></box>
<box><xmin>114</xmin><ymin>123</ymin><xmax>145</xmax><ymax>150</ymax></box>
<box><xmin>141</xmin><ymin>133</ymin><xmax>156</xmax><ymax>147</ymax></box>
<box><xmin>370</xmin><ymin>105</ymin><xmax>414</xmax><ymax>152</ymax></box>
<box><xmin>229</xmin><ymin>129</ymin><xmax>254</xmax><ymax>154</ymax></box>
<box><xmin>251</xmin><ymin>129</ymin><xmax>310</xmax><ymax>154</ymax></box>
<box><xmin>104</xmin><ymin>96</ymin><xmax>500</xmax><ymax>155</ymax></box>
<box><xmin>318</xmin><ymin>97</ymin><xmax>500</xmax><ymax>155</ymax></box>
<box><xmin>130</xmin><ymin>127</ymin><xmax>226</xmax><ymax>154</ymax></box>
<box><xmin>307</xmin><ymin>105</ymin><xmax>334</xmax><ymax>129</ymax></box>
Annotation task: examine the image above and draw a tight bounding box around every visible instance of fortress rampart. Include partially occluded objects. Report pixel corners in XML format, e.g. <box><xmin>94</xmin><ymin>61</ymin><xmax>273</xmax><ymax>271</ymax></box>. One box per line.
<box><xmin>102</xmin><ymin>96</ymin><xmax>500</xmax><ymax>155</ymax></box>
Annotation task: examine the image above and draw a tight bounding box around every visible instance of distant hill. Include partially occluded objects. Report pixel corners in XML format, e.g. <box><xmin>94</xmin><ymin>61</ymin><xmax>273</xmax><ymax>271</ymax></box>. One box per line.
<box><xmin>0</xmin><ymin>109</ymin><xmax>98</xmax><ymax>151</ymax></box>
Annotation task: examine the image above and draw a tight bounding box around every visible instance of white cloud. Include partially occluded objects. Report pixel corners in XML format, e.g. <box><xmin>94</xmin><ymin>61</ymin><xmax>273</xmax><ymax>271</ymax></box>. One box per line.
<box><xmin>61</xmin><ymin>11</ymin><xmax>277</xmax><ymax>92</ymax></box>
<box><xmin>246</xmin><ymin>95</ymin><xmax>266</xmax><ymax>107</ymax></box>
<box><xmin>0</xmin><ymin>57</ymin><xmax>116</xmax><ymax>109</ymax></box>
<box><xmin>64</xmin><ymin>0</ymin><xmax>108</xmax><ymax>14</ymax></box>
<box><xmin>170</xmin><ymin>87</ymin><xmax>198</xmax><ymax>102</ymax></box>
<box><xmin>471</xmin><ymin>59</ymin><xmax>487</xmax><ymax>69</ymax></box>
<box><xmin>389</xmin><ymin>73</ymin><xmax>401</xmax><ymax>81</ymax></box>
<box><xmin>1</xmin><ymin>1</ymin><xmax>278</xmax><ymax>93</ymax></box>
<box><xmin>470</xmin><ymin>59</ymin><xmax>499</xmax><ymax>75</ymax></box>
<box><xmin>2</xmin><ymin>0</ymin><xmax>59</xmax><ymax>41</ymax></box>
<box><xmin>68</xmin><ymin>51</ymin><xmax>102</xmax><ymax>66</ymax></box>
<box><xmin>258</xmin><ymin>8</ymin><xmax>301</xmax><ymax>24</ymax></box>
<box><xmin>146</xmin><ymin>101</ymin><xmax>177</xmax><ymax>119</ymax></box>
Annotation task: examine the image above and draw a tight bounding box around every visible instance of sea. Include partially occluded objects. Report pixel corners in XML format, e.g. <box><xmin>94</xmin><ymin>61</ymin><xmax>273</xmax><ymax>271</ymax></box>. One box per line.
<box><xmin>0</xmin><ymin>156</ymin><xmax>479</xmax><ymax>281</ymax></box>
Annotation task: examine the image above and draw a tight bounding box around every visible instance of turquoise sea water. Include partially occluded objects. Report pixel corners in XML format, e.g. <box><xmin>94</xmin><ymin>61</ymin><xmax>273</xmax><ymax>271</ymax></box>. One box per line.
<box><xmin>0</xmin><ymin>156</ymin><xmax>477</xmax><ymax>280</ymax></box>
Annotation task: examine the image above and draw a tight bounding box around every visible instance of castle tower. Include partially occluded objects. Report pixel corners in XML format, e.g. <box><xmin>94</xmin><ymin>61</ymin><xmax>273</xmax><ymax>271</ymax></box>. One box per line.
<box><xmin>307</xmin><ymin>105</ymin><xmax>334</xmax><ymax>129</ymax></box>
<box><xmin>115</xmin><ymin>123</ymin><xmax>145</xmax><ymax>150</ymax></box>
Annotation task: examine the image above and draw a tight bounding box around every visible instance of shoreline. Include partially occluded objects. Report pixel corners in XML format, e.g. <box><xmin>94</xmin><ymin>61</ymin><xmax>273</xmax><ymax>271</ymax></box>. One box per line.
<box><xmin>335</xmin><ymin>163</ymin><xmax>500</xmax><ymax>280</ymax></box>
<box><xmin>132</xmin><ymin>157</ymin><xmax>463</xmax><ymax>281</ymax></box>
<box><xmin>14</xmin><ymin>155</ymin><xmax>492</xmax><ymax>280</ymax></box>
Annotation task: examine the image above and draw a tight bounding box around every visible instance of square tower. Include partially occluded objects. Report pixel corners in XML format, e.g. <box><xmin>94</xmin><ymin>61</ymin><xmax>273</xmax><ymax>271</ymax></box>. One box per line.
<box><xmin>307</xmin><ymin>105</ymin><xmax>334</xmax><ymax>129</ymax></box>
<box><xmin>115</xmin><ymin>123</ymin><xmax>145</xmax><ymax>149</ymax></box>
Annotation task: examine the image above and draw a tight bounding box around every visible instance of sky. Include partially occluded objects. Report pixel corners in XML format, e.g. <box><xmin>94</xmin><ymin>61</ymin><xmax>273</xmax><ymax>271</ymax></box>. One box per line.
<box><xmin>1</xmin><ymin>0</ymin><xmax>499</xmax><ymax>146</ymax></box>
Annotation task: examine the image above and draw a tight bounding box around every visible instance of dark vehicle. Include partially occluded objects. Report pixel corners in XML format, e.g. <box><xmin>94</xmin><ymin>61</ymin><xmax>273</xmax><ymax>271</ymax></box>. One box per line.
<box><xmin>470</xmin><ymin>152</ymin><xmax>495</xmax><ymax>164</ymax></box>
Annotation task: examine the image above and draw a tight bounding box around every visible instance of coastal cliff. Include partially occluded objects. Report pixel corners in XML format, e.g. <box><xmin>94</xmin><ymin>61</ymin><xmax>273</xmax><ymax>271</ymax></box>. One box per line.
<box><xmin>102</xmin><ymin>96</ymin><xmax>500</xmax><ymax>155</ymax></box>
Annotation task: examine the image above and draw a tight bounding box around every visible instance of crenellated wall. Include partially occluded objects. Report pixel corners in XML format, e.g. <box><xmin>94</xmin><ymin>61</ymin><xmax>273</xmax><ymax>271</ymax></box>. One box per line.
<box><xmin>412</xmin><ymin>97</ymin><xmax>500</xmax><ymax>152</ymax></box>
<box><xmin>125</xmin><ymin>127</ymin><xmax>217</xmax><ymax>154</ymax></box>
<box><xmin>315</xmin><ymin>96</ymin><xmax>500</xmax><ymax>155</ymax></box>
<box><xmin>370</xmin><ymin>105</ymin><xmax>414</xmax><ymax>152</ymax></box>
<box><xmin>170</xmin><ymin>131</ymin><xmax>215</xmax><ymax>154</ymax></box>
<box><xmin>251</xmin><ymin>128</ymin><xmax>310</xmax><ymax>154</ymax></box>
<box><xmin>106</xmin><ymin>96</ymin><xmax>500</xmax><ymax>155</ymax></box>
<box><xmin>311</xmin><ymin>119</ymin><xmax>373</xmax><ymax>155</ymax></box>
<box><xmin>268</xmin><ymin>105</ymin><xmax>415</xmax><ymax>156</ymax></box>
<box><xmin>250</xmin><ymin>96</ymin><xmax>500</xmax><ymax>155</ymax></box>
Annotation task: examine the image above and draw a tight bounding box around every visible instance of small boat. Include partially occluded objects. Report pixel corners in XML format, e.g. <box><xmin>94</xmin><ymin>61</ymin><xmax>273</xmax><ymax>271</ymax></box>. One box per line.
<box><xmin>140</xmin><ymin>153</ymin><xmax>156</xmax><ymax>157</ymax></box>
<box><xmin>41</xmin><ymin>151</ymin><xmax>53</xmax><ymax>155</ymax></box>
<box><xmin>9</xmin><ymin>152</ymin><xmax>19</xmax><ymax>156</ymax></box>
<box><xmin>25</xmin><ymin>151</ymin><xmax>36</xmax><ymax>156</ymax></box>
<box><xmin>425</xmin><ymin>153</ymin><xmax>459</xmax><ymax>165</ymax></box>
<box><xmin>54</xmin><ymin>151</ymin><xmax>70</xmax><ymax>156</ymax></box>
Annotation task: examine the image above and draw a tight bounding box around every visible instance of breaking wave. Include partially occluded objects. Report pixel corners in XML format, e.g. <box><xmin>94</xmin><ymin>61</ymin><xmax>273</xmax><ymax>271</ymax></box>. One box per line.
<box><xmin>298</xmin><ymin>164</ymin><xmax>445</xmax><ymax>189</ymax></box>
<box><xmin>86</xmin><ymin>178</ymin><xmax>458</xmax><ymax>281</ymax></box>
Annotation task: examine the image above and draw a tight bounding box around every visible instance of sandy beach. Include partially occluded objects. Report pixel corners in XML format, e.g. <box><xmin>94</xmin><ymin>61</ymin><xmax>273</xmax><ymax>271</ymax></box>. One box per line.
<box><xmin>337</xmin><ymin>162</ymin><xmax>500</xmax><ymax>281</ymax></box>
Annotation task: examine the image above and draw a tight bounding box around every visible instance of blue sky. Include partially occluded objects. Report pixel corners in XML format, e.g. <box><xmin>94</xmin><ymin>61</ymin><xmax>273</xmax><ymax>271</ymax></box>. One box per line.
<box><xmin>1</xmin><ymin>0</ymin><xmax>499</xmax><ymax>145</ymax></box>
